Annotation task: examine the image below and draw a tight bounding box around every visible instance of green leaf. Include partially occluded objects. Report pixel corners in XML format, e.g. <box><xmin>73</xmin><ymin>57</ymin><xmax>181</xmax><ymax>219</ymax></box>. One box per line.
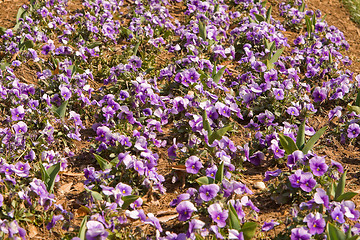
<box><xmin>326</xmin><ymin>222</ymin><xmax>346</xmax><ymax>240</ymax></box>
<box><xmin>121</xmin><ymin>195</ymin><xmax>139</xmax><ymax>210</ymax></box>
<box><xmin>213</xmin><ymin>66</ymin><xmax>227</xmax><ymax>84</ymax></box>
<box><xmin>110</xmin><ymin>157</ymin><xmax>119</xmax><ymax>167</ymax></box>
<box><xmin>279</xmin><ymin>134</ymin><xmax>298</xmax><ymax>154</ymax></box>
<box><xmin>296</xmin><ymin>120</ymin><xmax>306</xmax><ymax>149</ymax></box>
<box><xmin>78</xmin><ymin>216</ymin><xmax>88</xmax><ymax>240</ymax></box>
<box><xmin>253</xmin><ymin>13</ymin><xmax>265</xmax><ymax>22</ymax></box>
<box><xmin>202</xmin><ymin>111</ymin><xmax>212</xmax><ymax>135</ymax></box>
<box><xmin>302</xmin><ymin>126</ymin><xmax>327</xmax><ymax>154</ymax></box>
<box><xmin>299</xmin><ymin>1</ymin><xmax>305</xmax><ymax>12</ymax></box>
<box><xmin>266</xmin><ymin>6</ymin><xmax>272</xmax><ymax>23</ymax></box>
<box><xmin>19</xmin><ymin>40</ymin><xmax>35</xmax><ymax>50</ymax></box>
<box><xmin>0</xmin><ymin>62</ymin><xmax>10</xmax><ymax>71</ymax></box>
<box><xmin>133</xmin><ymin>41</ymin><xmax>140</xmax><ymax>56</ymax></box>
<box><xmin>336</xmin><ymin>192</ymin><xmax>358</xmax><ymax>202</ymax></box>
<box><xmin>228</xmin><ymin>204</ymin><xmax>241</xmax><ymax>231</ymax></box>
<box><xmin>268</xmin><ymin>47</ymin><xmax>285</xmax><ymax>65</ymax></box>
<box><xmin>93</xmin><ymin>153</ymin><xmax>112</xmax><ymax>170</ymax></box>
<box><xmin>241</xmin><ymin>222</ymin><xmax>258</xmax><ymax>240</ymax></box>
<box><xmin>347</xmin><ymin>104</ymin><xmax>360</xmax><ymax>115</ymax></box>
<box><xmin>269</xmin><ymin>41</ymin><xmax>276</xmax><ymax>53</ymax></box>
<box><xmin>212</xmin><ymin>63</ymin><xmax>217</xmax><ymax>78</ymax></box>
<box><xmin>215</xmin><ymin>161</ymin><xmax>224</xmax><ymax>184</ymax></box>
<box><xmin>68</xmin><ymin>64</ymin><xmax>85</xmax><ymax>77</ymax></box>
<box><xmin>16</xmin><ymin>6</ymin><xmax>27</xmax><ymax>23</ymax></box>
<box><xmin>312</xmin><ymin>14</ymin><xmax>316</xmax><ymax>29</ymax></box>
<box><xmin>261</xmin><ymin>0</ymin><xmax>267</xmax><ymax>7</ymax></box>
<box><xmin>329</xmin><ymin>52</ymin><xmax>333</xmax><ymax>64</ymax></box>
<box><xmin>327</xmin><ymin>182</ymin><xmax>336</xmax><ymax>199</ymax></box>
<box><xmin>209</xmin><ymin>124</ymin><xmax>232</xmax><ymax>144</ymax></box>
<box><xmin>40</xmin><ymin>162</ymin><xmax>50</xmax><ymax>184</ymax></box>
<box><xmin>0</xmin><ymin>27</ymin><xmax>7</xmax><ymax>36</ymax></box>
<box><xmin>52</xmin><ymin>101</ymin><xmax>68</xmax><ymax>119</ymax></box>
<box><xmin>87</xmin><ymin>41</ymin><xmax>102</xmax><ymax>49</ymax></box>
<box><xmin>305</xmin><ymin>15</ymin><xmax>312</xmax><ymax>35</ymax></box>
<box><xmin>198</xmin><ymin>21</ymin><xmax>206</xmax><ymax>40</ymax></box>
<box><xmin>45</xmin><ymin>162</ymin><xmax>61</xmax><ymax>193</ymax></box>
<box><xmin>347</xmin><ymin>237</ymin><xmax>360</xmax><ymax>240</ymax></box>
<box><xmin>90</xmin><ymin>190</ymin><xmax>103</xmax><ymax>201</ymax></box>
<box><xmin>195</xmin><ymin>234</ymin><xmax>205</xmax><ymax>240</ymax></box>
<box><xmin>355</xmin><ymin>89</ymin><xmax>360</xmax><ymax>107</ymax></box>
<box><xmin>264</xmin><ymin>39</ymin><xmax>271</xmax><ymax>50</ymax></box>
<box><xmin>346</xmin><ymin>226</ymin><xmax>352</xmax><ymax>239</ymax></box>
<box><xmin>196</xmin><ymin>176</ymin><xmax>214</xmax><ymax>186</ymax></box>
<box><xmin>335</xmin><ymin>171</ymin><xmax>347</xmax><ymax>200</ymax></box>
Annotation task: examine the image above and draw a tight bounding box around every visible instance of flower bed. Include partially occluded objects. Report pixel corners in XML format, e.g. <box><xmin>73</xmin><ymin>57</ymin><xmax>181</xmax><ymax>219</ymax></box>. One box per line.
<box><xmin>0</xmin><ymin>0</ymin><xmax>359</xmax><ymax>239</ymax></box>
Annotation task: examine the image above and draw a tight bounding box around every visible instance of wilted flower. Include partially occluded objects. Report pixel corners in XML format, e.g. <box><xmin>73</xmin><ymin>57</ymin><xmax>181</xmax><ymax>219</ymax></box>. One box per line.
<box><xmin>261</xmin><ymin>220</ymin><xmax>280</xmax><ymax>232</ymax></box>
<box><xmin>263</xmin><ymin>169</ymin><xmax>281</xmax><ymax>181</ymax></box>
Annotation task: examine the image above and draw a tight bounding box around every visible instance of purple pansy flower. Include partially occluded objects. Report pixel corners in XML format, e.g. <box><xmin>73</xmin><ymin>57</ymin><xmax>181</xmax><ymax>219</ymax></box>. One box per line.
<box><xmin>331</xmin><ymin>206</ymin><xmax>345</xmax><ymax>224</ymax></box>
<box><xmin>187</xmin><ymin>219</ymin><xmax>205</xmax><ymax>239</ymax></box>
<box><xmin>14</xmin><ymin>162</ymin><xmax>30</xmax><ymax>177</ymax></box>
<box><xmin>208</xmin><ymin>203</ymin><xmax>228</xmax><ymax>228</ymax></box>
<box><xmin>11</xmin><ymin>106</ymin><xmax>25</xmax><ymax>121</ymax></box>
<box><xmin>287</xmin><ymin>106</ymin><xmax>300</xmax><ymax>116</ymax></box>
<box><xmin>269</xmin><ymin>140</ymin><xmax>285</xmax><ymax>159</ymax></box>
<box><xmin>313</xmin><ymin>188</ymin><xmax>329</xmax><ymax>208</ymax></box>
<box><xmin>85</xmin><ymin>221</ymin><xmax>109</xmax><ymax>240</ymax></box>
<box><xmin>287</xmin><ymin>150</ymin><xmax>304</xmax><ymax>169</ymax></box>
<box><xmin>309</xmin><ymin>156</ymin><xmax>328</xmax><ymax>176</ymax></box>
<box><xmin>304</xmin><ymin>212</ymin><xmax>325</xmax><ymax>235</ymax></box>
<box><xmin>206</xmin><ymin>165</ymin><xmax>218</xmax><ymax>179</ymax></box>
<box><xmin>291</xmin><ymin>227</ymin><xmax>311</xmax><ymax>240</ymax></box>
<box><xmin>176</xmin><ymin>201</ymin><xmax>197</xmax><ymax>221</ymax></box>
<box><xmin>312</xmin><ymin>87</ymin><xmax>327</xmax><ymax>102</ymax></box>
<box><xmin>289</xmin><ymin>169</ymin><xmax>303</xmax><ymax>188</ymax></box>
<box><xmin>300</xmin><ymin>172</ymin><xmax>317</xmax><ymax>192</ymax></box>
<box><xmin>347</xmin><ymin>123</ymin><xmax>360</xmax><ymax>138</ymax></box>
<box><xmin>46</xmin><ymin>215</ymin><xmax>64</xmax><ymax>230</ymax></box>
<box><xmin>273</xmin><ymin>88</ymin><xmax>284</xmax><ymax>100</ymax></box>
<box><xmin>60</xmin><ymin>86</ymin><xmax>72</xmax><ymax>101</ymax></box>
<box><xmin>185</xmin><ymin>156</ymin><xmax>203</xmax><ymax>174</ymax></box>
<box><xmin>331</xmin><ymin>160</ymin><xmax>344</xmax><ymax>173</ymax></box>
<box><xmin>249</xmin><ymin>151</ymin><xmax>264</xmax><ymax>166</ymax></box>
<box><xmin>228</xmin><ymin>229</ymin><xmax>244</xmax><ymax>239</ymax></box>
<box><xmin>13</xmin><ymin>121</ymin><xmax>28</xmax><ymax>134</ymax></box>
<box><xmin>199</xmin><ymin>184</ymin><xmax>220</xmax><ymax>202</ymax></box>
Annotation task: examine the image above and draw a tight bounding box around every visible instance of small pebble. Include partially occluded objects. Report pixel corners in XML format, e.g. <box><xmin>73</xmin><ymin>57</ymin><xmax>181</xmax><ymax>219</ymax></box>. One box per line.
<box><xmin>253</xmin><ymin>181</ymin><xmax>266</xmax><ymax>190</ymax></box>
